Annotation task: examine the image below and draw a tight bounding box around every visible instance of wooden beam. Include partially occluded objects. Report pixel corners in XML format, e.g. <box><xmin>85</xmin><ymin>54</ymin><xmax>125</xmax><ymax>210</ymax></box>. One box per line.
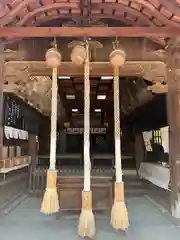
<box><xmin>0</xmin><ymin>27</ymin><xmax>180</xmax><ymax>38</ymax></box>
<box><xmin>28</xmin><ymin>134</ymin><xmax>38</xmax><ymax>169</ymax></box>
<box><xmin>4</xmin><ymin>61</ymin><xmax>166</xmax><ymax>80</ymax></box>
<box><xmin>158</xmin><ymin>0</ymin><xmax>180</xmax><ymax>18</ymax></box>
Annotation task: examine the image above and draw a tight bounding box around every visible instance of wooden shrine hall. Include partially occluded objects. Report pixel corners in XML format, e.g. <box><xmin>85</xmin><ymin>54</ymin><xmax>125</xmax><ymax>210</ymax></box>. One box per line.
<box><xmin>1</xmin><ymin>0</ymin><xmax>180</xmax><ymax>237</ymax></box>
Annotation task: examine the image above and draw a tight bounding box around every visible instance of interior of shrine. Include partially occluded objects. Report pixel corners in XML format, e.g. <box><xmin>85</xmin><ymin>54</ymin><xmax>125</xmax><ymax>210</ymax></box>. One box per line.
<box><xmin>1</xmin><ymin>37</ymin><xmax>170</xmax><ymax>211</ymax></box>
<box><xmin>1</xmin><ymin>1</ymin><xmax>180</xmax><ymax>238</ymax></box>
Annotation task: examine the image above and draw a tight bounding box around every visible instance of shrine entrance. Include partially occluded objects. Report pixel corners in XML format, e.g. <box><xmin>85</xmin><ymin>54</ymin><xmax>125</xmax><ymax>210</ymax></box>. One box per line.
<box><xmin>1</xmin><ymin>0</ymin><xmax>180</xmax><ymax>239</ymax></box>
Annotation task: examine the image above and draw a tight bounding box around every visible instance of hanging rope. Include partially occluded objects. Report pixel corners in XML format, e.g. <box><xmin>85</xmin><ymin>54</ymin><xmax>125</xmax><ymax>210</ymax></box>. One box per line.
<box><xmin>110</xmin><ymin>45</ymin><xmax>129</xmax><ymax>231</ymax></box>
<box><xmin>113</xmin><ymin>66</ymin><xmax>122</xmax><ymax>183</ymax></box>
<box><xmin>84</xmin><ymin>41</ymin><xmax>91</xmax><ymax>191</ymax></box>
<box><xmin>41</xmin><ymin>39</ymin><xmax>61</xmax><ymax>215</ymax></box>
<box><xmin>78</xmin><ymin>40</ymin><xmax>95</xmax><ymax>238</ymax></box>
<box><xmin>49</xmin><ymin>67</ymin><xmax>58</xmax><ymax>170</ymax></box>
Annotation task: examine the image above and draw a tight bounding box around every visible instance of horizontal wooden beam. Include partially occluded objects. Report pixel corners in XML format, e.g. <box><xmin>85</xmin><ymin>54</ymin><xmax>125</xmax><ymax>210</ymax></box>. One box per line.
<box><xmin>1</xmin><ymin>27</ymin><xmax>180</xmax><ymax>38</ymax></box>
<box><xmin>4</xmin><ymin>61</ymin><xmax>166</xmax><ymax>80</ymax></box>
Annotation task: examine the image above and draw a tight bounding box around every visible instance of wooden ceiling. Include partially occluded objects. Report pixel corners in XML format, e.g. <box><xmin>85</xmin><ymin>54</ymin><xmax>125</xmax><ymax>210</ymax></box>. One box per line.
<box><xmin>58</xmin><ymin>76</ymin><xmax>153</xmax><ymax>126</ymax></box>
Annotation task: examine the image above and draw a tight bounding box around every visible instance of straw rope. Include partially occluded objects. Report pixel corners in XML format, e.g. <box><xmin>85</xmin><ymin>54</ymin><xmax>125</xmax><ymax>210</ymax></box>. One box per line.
<box><xmin>113</xmin><ymin>66</ymin><xmax>122</xmax><ymax>183</ymax></box>
<box><xmin>83</xmin><ymin>42</ymin><xmax>91</xmax><ymax>191</ymax></box>
<box><xmin>49</xmin><ymin>67</ymin><xmax>58</xmax><ymax>170</ymax></box>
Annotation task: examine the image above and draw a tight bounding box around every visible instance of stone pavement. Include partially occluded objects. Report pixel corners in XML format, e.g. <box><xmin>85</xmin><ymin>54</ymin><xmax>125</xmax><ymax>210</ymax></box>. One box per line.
<box><xmin>0</xmin><ymin>196</ymin><xmax>180</xmax><ymax>240</ymax></box>
<box><xmin>0</xmin><ymin>170</ymin><xmax>180</xmax><ymax>240</ymax></box>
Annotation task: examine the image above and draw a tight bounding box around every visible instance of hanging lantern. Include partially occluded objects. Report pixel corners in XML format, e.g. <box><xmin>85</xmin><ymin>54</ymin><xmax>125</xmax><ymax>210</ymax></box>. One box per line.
<box><xmin>70</xmin><ymin>44</ymin><xmax>86</xmax><ymax>65</ymax></box>
<box><xmin>109</xmin><ymin>48</ymin><xmax>126</xmax><ymax>67</ymax></box>
<box><xmin>45</xmin><ymin>47</ymin><xmax>62</xmax><ymax>68</ymax></box>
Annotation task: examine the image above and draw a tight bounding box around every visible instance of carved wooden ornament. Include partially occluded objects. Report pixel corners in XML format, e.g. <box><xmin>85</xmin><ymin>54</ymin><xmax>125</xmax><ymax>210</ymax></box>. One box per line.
<box><xmin>147</xmin><ymin>83</ymin><xmax>168</xmax><ymax>94</ymax></box>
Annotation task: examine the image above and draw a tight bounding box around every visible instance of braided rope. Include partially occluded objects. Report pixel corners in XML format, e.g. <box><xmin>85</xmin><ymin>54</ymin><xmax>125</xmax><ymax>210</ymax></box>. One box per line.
<box><xmin>113</xmin><ymin>66</ymin><xmax>122</xmax><ymax>183</ymax></box>
<box><xmin>84</xmin><ymin>42</ymin><xmax>91</xmax><ymax>191</ymax></box>
<box><xmin>49</xmin><ymin>67</ymin><xmax>58</xmax><ymax>170</ymax></box>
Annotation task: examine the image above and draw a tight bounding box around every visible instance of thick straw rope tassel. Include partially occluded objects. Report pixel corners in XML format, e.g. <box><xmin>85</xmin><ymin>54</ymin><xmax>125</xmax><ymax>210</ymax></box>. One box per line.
<box><xmin>78</xmin><ymin>41</ymin><xmax>96</xmax><ymax>238</ymax></box>
<box><xmin>110</xmin><ymin>65</ymin><xmax>129</xmax><ymax>231</ymax></box>
<box><xmin>41</xmin><ymin>44</ymin><xmax>61</xmax><ymax>214</ymax></box>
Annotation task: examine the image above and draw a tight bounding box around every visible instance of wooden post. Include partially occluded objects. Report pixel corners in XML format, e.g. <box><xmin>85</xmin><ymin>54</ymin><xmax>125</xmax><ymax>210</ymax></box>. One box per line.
<box><xmin>28</xmin><ymin>134</ymin><xmax>37</xmax><ymax>169</ymax></box>
<box><xmin>167</xmin><ymin>39</ymin><xmax>180</xmax><ymax>218</ymax></box>
<box><xmin>134</xmin><ymin>133</ymin><xmax>145</xmax><ymax>176</ymax></box>
<box><xmin>0</xmin><ymin>40</ymin><xmax>4</xmax><ymax>163</ymax></box>
<box><xmin>38</xmin><ymin>117</ymin><xmax>50</xmax><ymax>155</ymax></box>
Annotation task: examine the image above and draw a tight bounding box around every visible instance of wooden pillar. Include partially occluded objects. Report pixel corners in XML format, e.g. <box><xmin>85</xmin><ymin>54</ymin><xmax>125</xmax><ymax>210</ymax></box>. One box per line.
<box><xmin>0</xmin><ymin>41</ymin><xmax>4</xmax><ymax>162</ymax></box>
<box><xmin>167</xmin><ymin>39</ymin><xmax>180</xmax><ymax>218</ymax></box>
<box><xmin>134</xmin><ymin>133</ymin><xmax>145</xmax><ymax>176</ymax></box>
<box><xmin>39</xmin><ymin>118</ymin><xmax>50</xmax><ymax>155</ymax></box>
<box><xmin>28</xmin><ymin>134</ymin><xmax>37</xmax><ymax>168</ymax></box>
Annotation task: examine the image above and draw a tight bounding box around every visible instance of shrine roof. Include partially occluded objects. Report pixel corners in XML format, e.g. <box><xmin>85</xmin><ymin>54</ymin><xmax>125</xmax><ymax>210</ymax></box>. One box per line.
<box><xmin>0</xmin><ymin>0</ymin><xmax>179</xmax><ymax>29</ymax></box>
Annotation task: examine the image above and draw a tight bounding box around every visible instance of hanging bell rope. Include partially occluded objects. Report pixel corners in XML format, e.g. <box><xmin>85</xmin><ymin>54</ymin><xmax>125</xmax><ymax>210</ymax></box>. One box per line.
<box><xmin>113</xmin><ymin>66</ymin><xmax>123</xmax><ymax>184</ymax></box>
<box><xmin>109</xmin><ymin>42</ymin><xmax>129</xmax><ymax>231</ymax></box>
<box><xmin>41</xmin><ymin>38</ymin><xmax>61</xmax><ymax>215</ymax></box>
<box><xmin>78</xmin><ymin>40</ymin><xmax>96</xmax><ymax>238</ymax></box>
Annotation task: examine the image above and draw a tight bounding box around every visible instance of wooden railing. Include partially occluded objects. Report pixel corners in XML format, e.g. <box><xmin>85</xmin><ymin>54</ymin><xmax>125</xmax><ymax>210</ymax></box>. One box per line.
<box><xmin>29</xmin><ymin>167</ymin><xmax>47</xmax><ymax>196</ymax></box>
<box><xmin>29</xmin><ymin>167</ymin><xmax>114</xmax><ymax>210</ymax></box>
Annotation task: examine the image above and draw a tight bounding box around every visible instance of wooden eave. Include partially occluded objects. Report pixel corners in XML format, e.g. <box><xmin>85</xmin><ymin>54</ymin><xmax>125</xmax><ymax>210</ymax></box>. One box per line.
<box><xmin>1</xmin><ymin>0</ymin><xmax>180</xmax><ymax>45</ymax></box>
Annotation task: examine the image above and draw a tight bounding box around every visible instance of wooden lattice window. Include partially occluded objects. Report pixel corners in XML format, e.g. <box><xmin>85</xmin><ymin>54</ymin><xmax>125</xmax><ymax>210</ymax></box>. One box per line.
<box><xmin>152</xmin><ymin>129</ymin><xmax>162</xmax><ymax>145</ymax></box>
